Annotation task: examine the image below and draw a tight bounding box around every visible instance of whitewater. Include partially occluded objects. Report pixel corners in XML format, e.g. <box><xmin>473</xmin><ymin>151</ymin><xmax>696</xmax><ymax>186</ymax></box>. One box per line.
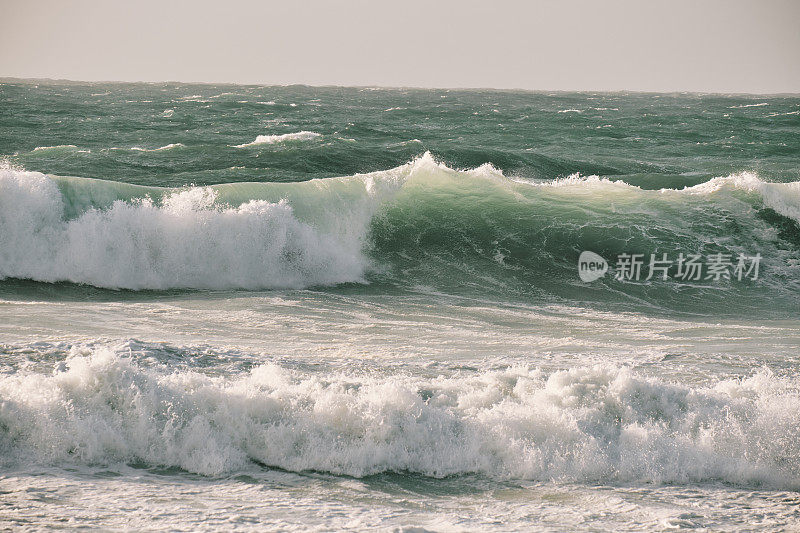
<box><xmin>1</xmin><ymin>80</ymin><xmax>799</xmax><ymax>531</ymax></box>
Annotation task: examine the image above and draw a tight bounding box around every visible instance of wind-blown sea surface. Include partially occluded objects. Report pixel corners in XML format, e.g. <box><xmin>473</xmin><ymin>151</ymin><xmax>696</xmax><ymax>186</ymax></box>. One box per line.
<box><xmin>1</xmin><ymin>80</ymin><xmax>799</xmax><ymax>531</ymax></box>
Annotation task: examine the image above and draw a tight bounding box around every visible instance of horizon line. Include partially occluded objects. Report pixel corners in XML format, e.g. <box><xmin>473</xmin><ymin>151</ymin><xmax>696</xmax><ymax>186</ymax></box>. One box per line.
<box><xmin>2</xmin><ymin>76</ymin><xmax>799</xmax><ymax>98</ymax></box>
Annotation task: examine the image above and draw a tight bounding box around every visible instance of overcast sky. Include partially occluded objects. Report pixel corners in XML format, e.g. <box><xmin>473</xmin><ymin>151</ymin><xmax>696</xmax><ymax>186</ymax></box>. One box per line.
<box><xmin>2</xmin><ymin>0</ymin><xmax>799</xmax><ymax>93</ymax></box>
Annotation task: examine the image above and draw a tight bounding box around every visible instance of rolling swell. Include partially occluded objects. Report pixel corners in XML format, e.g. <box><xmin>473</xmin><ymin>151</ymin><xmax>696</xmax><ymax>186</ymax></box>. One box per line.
<box><xmin>0</xmin><ymin>154</ymin><xmax>799</xmax><ymax>310</ymax></box>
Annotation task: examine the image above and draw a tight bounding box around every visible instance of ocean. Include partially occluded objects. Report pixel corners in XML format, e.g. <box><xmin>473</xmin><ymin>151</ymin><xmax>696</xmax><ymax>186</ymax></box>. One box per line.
<box><xmin>1</xmin><ymin>80</ymin><xmax>799</xmax><ymax>531</ymax></box>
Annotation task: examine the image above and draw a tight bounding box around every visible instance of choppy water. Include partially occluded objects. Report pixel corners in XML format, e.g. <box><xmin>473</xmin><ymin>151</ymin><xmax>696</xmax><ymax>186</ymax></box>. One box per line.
<box><xmin>1</xmin><ymin>80</ymin><xmax>799</xmax><ymax>531</ymax></box>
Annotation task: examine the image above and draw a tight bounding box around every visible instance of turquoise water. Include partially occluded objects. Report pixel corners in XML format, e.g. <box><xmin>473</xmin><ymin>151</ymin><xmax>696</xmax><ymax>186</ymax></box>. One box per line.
<box><xmin>1</xmin><ymin>80</ymin><xmax>799</xmax><ymax>531</ymax></box>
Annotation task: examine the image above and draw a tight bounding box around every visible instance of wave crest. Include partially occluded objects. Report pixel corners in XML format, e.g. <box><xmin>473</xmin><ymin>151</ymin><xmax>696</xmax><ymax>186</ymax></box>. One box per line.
<box><xmin>233</xmin><ymin>131</ymin><xmax>321</xmax><ymax>148</ymax></box>
<box><xmin>1</xmin><ymin>154</ymin><xmax>799</xmax><ymax>293</ymax></box>
<box><xmin>128</xmin><ymin>143</ymin><xmax>185</xmax><ymax>152</ymax></box>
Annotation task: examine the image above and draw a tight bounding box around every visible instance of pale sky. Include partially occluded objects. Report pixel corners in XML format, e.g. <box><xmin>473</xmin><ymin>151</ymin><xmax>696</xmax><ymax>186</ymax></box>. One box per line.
<box><xmin>2</xmin><ymin>0</ymin><xmax>799</xmax><ymax>93</ymax></box>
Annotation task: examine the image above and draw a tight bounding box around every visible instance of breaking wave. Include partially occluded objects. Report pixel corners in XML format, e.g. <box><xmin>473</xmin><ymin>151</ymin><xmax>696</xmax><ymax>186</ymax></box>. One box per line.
<box><xmin>0</xmin><ymin>154</ymin><xmax>799</xmax><ymax>302</ymax></box>
<box><xmin>129</xmin><ymin>143</ymin><xmax>185</xmax><ymax>152</ymax></box>
<box><xmin>0</xmin><ymin>343</ymin><xmax>798</xmax><ymax>488</ymax></box>
<box><xmin>233</xmin><ymin>131</ymin><xmax>321</xmax><ymax>148</ymax></box>
<box><xmin>0</xmin><ymin>167</ymin><xmax>400</xmax><ymax>290</ymax></box>
<box><xmin>32</xmin><ymin>145</ymin><xmax>79</xmax><ymax>152</ymax></box>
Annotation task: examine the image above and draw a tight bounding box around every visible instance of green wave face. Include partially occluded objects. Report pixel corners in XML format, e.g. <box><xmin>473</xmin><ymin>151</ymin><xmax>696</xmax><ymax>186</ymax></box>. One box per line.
<box><xmin>367</xmin><ymin>156</ymin><xmax>800</xmax><ymax>314</ymax></box>
<box><xmin>18</xmin><ymin>154</ymin><xmax>799</xmax><ymax>316</ymax></box>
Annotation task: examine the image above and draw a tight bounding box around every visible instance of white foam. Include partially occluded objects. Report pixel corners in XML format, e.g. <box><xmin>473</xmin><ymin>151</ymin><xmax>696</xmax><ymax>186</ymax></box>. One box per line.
<box><xmin>0</xmin><ymin>167</ymin><xmax>378</xmax><ymax>290</ymax></box>
<box><xmin>233</xmin><ymin>131</ymin><xmax>321</xmax><ymax>148</ymax></box>
<box><xmin>1</xmin><ymin>346</ymin><xmax>798</xmax><ymax>488</ymax></box>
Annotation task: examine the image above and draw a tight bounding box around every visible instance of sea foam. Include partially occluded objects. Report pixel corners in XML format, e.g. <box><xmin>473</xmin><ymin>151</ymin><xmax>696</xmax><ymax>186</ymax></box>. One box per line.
<box><xmin>0</xmin><ymin>168</ymin><xmax>379</xmax><ymax>290</ymax></box>
<box><xmin>1</xmin><ymin>344</ymin><xmax>798</xmax><ymax>488</ymax></box>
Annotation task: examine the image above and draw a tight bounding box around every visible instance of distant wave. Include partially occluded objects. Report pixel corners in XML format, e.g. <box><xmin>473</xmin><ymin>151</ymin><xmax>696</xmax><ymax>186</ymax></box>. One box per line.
<box><xmin>32</xmin><ymin>145</ymin><xmax>78</xmax><ymax>152</ymax></box>
<box><xmin>129</xmin><ymin>143</ymin><xmax>185</xmax><ymax>152</ymax></box>
<box><xmin>1</xmin><ymin>343</ymin><xmax>798</xmax><ymax>488</ymax></box>
<box><xmin>728</xmin><ymin>103</ymin><xmax>769</xmax><ymax>109</ymax></box>
<box><xmin>766</xmin><ymin>110</ymin><xmax>800</xmax><ymax>117</ymax></box>
<box><xmin>233</xmin><ymin>131</ymin><xmax>321</xmax><ymax>148</ymax></box>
